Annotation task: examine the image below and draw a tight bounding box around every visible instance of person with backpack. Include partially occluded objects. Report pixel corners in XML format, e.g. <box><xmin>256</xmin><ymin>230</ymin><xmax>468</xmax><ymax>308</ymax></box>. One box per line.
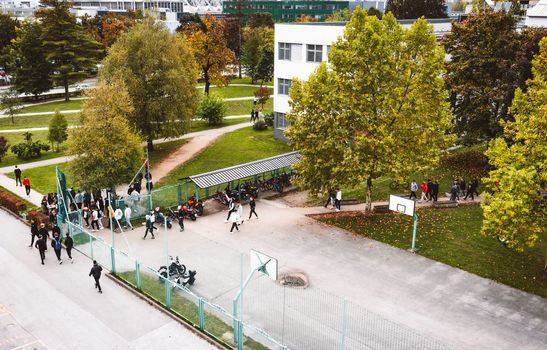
<box><xmin>35</xmin><ymin>236</ymin><xmax>47</xmax><ymax>265</ymax></box>
<box><xmin>14</xmin><ymin>165</ymin><xmax>22</xmax><ymax>186</ymax></box>
<box><xmin>248</xmin><ymin>196</ymin><xmax>258</xmax><ymax>219</ymax></box>
<box><xmin>22</xmin><ymin>176</ymin><xmax>31</xmax><ymax>196</ymax></box>
<box><xmin>51</xmin><ymin>233</ymin><xmax>63</xmax><ymax>264</ymax></box>
<box><xmin>89</xmin><ymin>260</ymin><xmax>103</xmax><ymax>293</ymax></box>
<box><xmin>65</xmin><ymin>232</ymin><xmax>74</xmax><ymax>263</ymax></box>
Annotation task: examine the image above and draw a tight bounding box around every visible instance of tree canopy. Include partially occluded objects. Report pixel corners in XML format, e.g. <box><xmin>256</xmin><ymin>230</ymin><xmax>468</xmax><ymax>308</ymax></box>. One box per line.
<box><xmin>48</xmin><ymin>110</ymin><xmax>68</xmax><ymax>152</ymax></box>
<box><xmin>183</xmin><ymin>15</ymin><xmax>236</xmax><ymax>95</ymax></box>
<box><xmin>67</xmin><ymin>79</ymin><xmax>144</xmax><ymax>191</ymax></box>
<box><xmin>481</xmin><ymin>37</ymin><xmax>547</xmax><ymax>252</ymax></box>
<box><xmin>285</xmin><ymin>9</ymin><xmax>454</xmax><ymax>210</ymax></box>
<box><xmin>444</xmin><ymin>9</ymin><xmax>546</xmax><ymax>143</ymax></box>
<box><xmin>386</xmin><ymin>0</ymin><xmax>447</xmax><ymax>19</ymax></box>
<box><xmin>101</xmin><ymin>17</ymin><xmax>198</xmax><ymax>150</ymax></box>
<box><xmin>241</xmin><ymin>26</ymin><xmax>274</xmax><ymax>84</ymax></box>
<box><xmin>0</xmin><ymin>13</ymin><xmax>18</xmax><ymax>70</ymax></box>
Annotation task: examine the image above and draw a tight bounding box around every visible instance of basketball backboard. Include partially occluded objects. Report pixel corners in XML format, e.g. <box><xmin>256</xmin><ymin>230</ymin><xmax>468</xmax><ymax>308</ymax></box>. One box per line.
<box><xmin>250</xmin><ymin>249</ymin><xmax>278</xmax><ymax>281</ymax></box>
<box><xmin>389</xmin><ymin>195</ymin><xmax>415</xmax><ymax>217</ymax></box>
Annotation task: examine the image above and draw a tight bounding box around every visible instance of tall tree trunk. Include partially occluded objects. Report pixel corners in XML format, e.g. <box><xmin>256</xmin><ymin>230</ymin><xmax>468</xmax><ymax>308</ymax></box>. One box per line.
<box><xmin>147</xmin><ymin>138</ymin><xmax>154</xmax><ymax>152</ymax></box>
<box><xmin>64</xmin><ymin>79</ymin><xmax>69</xmax><ymax>101</ymax></box>
<box><xmin>365</xmin><ymin>175</ymin><xmax>373</xmax><ymax>212</ymax></box>
<box><xmin>204</xmin><ymin>69</ymin><xmax>210</xmax><ymax>96</ymax></box>
<box><xmin>238</xmin><ymin>25</ymin><xmax>242</xmax><ymax>79</ymax></box>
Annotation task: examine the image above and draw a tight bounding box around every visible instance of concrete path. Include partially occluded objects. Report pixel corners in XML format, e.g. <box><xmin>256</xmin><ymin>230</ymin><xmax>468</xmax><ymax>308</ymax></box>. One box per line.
<box><xmin>0</xmin><ymin>209</ymin><xmax>219</xmax><ymax>350</ymax></box>
<box><xmin>87</xmin><ymin>198</ymin><xmax>547</xmax><ymax>350</ymax></box>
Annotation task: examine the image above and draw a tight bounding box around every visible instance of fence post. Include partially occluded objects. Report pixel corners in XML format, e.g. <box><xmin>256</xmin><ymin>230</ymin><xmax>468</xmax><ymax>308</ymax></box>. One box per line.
<box><xmin>185</xmin><ymin>182</ymin><xmax>189</xmax><ymax>203</ymax></box>
<box><xmin>110</xmin><ymin>246</ymin><xmax>116</xmax><ymax>273</ymax></box>
<box><xmin>177</xmin><ymin>183</ymin><xmax>182</xmax><ymax>205</ymax></box>
<box><xmin>237</xmin><ymin>319</ymin><xmax>244</xmax><ymax>350</ymax></box>
<box><xmin>195</xmin><ymin>184</ymin><xmax>199</xmax><ymax>201</ymax></box>
<box><xmin>340</xmin><ymin>298</ymin><xmax>347</xmax><ymax>350</ymax></box>
<box><xmin>89</xmin><ymin>233</ymin><xmax>94</xmax><ymax>260</ymax></box>
<box><xmin>198</xmin><ymin>298</ymin><xmax>205</xmax><ymax>331</ymax></box>
<box><xmin>165</xmin><ymin>278</ymin><xmax>171</xmax><ymax>309</ymax></box>
<box><xmin>135</xmin><ymin>261</ymin><xmax>142</xmax><ymax>290</ymax></box>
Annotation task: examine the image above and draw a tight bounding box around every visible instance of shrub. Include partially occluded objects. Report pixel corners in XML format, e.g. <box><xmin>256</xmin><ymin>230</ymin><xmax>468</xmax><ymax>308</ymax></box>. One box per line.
<box><xmin>263</xmin><ymin>112</ymin><xmax>274</xmax><ymax>127</ymax></box>
<box><xmin>27</xmin><ymin>209</ymin><xmax>51</xmax><ymax>228</ymax></box>
<box><xmin>0</xmin><ymin>190</ymin><xmax>26</xmax><ymax>214</ymax></box>
<box><xmin>253</xmin><ymin>120</ymin><xmax>268</xmax><ymax>131</ymax></box>
<box><xmin>10</xmin><ymin>132</ymin><xmax>50</xmax><ymax>159</ymax></box>
<box><xmin>196</xmin><ymin>94</ymin><xmax>226</xmax><ymax>125</ymax></box>
<box><xmin>0</xmin><ymin>136</ymin><xmax>9</xmax><ymax>162</ymax></box>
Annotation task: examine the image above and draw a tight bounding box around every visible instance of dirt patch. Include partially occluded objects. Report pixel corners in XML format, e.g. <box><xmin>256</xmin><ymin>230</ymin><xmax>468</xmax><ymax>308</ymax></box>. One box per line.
<box><xmin>275</xmin><ymin>190</ymin><xmax>318</xmax><ymax>207</ymax></box>
<box><xmin>278</xmin><ymin>272</ymin><xmax>309</xmax><ymax>289</ymax></box>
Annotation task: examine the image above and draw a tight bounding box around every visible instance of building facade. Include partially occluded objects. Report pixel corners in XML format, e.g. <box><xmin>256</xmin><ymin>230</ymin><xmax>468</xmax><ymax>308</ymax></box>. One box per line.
<box><xmin>273</xmin><ymin>20</ymin><xmax>453</xmax><ymax>140</ymax></box>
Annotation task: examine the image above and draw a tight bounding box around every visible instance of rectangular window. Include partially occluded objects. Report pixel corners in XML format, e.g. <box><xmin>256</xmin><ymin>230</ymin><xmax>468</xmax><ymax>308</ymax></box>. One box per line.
<box><xmin>278</xmin><ymin>78</ymin><xmax>291</xmax><ymax>95</ymax></box>
<box><xmin>291</xmin><ymin>43</ymin><xmax>302</xmax><ymax>61</ymax></box>
<box><xmin>278</xmin><ymin>42</ymin><xmax>291</xmax><ymax>60</ymax></box>
<box><xmin>295</xmin><ymin>4</ymin><xmax>307</xmax><ymax>9</ymax></box>
<box><xmin>309</xmin><ymin>5</ymin><xmax>321</xmax><ymax>10</ymax></box>
<box><xmin>307</xmin><ymin>44</ymin><xmax>323</xmax><ymax>63</ymax></box>
<box><xmin>275</xmin><ymin>112</ymin><xmax>289</xmax><ymax>129</ymax></box>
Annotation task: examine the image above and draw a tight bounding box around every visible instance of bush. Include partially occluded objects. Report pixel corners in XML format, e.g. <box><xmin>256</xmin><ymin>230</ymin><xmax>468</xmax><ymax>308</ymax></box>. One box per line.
<box><xmin>0</xmin><ymin>190</ymin><xmax>26</xmax><ymax>214</ymax></box>
<box><xmin>253</xmin><ymin>120</ymin><xmax>268</xmax><ymax>131</ymax></box>
<box><xmin>196</xmin><ymin>94</ymin><xmax>226</xmax><ymax>125</ymax></box>
<box><xmin>0</xmin><ymin>136</ymin><xmax>9</xmax><ymax>162</ymax></box>
<box><xmin>11</xmin><ymin>140</ymin><xmax>50</xmax><ymax>159</ymax></box>
<box><xmin>263</xmin><ymin>112</ymin><xmax>274</xmax><ymax>127</ymax></box>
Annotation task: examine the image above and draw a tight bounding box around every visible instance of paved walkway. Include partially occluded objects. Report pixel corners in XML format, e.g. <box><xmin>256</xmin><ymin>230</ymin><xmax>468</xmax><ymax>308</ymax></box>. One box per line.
<box><xmin>0</xmin><ymin>209</ymin><xmax>219</xmax><ymax>350</ymax></box>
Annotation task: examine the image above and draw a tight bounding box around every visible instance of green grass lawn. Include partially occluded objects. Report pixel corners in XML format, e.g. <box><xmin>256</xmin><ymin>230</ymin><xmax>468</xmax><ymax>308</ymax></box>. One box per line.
<box><xmin>225</xmin><ymin>99</ymin><xmax>273</xmax><ymax>116</ymax></box>
<box><xmin>0</xmin><ymin>113</ymin><xmax>80</xmax><ymax>130</ymax></box>
<box><xmin>116</xmin><ymin>271</ymin><xmax>269</xmax><ymax>349</ymax></box>
<box><xmin>17</xmin><ymin>99</ymin><xmax>84</xmax><ymax>114</ymax></box>
<box><xmin>157</xmin><ymin>126</ymin><xmax>292</xmax><ymax>188</ymax></box>
<box><xmin>189</xmin><ymin>118</ymin><xmax>248</xmax><ymax>133</ymax></box>
<box><xmin>0</xmin><ymin>130</ymin><xmax>67</xmax><ymax>168</ymax></box>
<box><xmin>318</xmin><ymin>205</ymin><xmax>547</xmax><ymax>298</ymax></box>
<box><xmin>198</xmin><ymin>78</ymin><xmax>273</xmax><ymax>87</ymax></box>
<box><xmin>206</xmin><ymin>85</ymin><xmax>272</xmax><ymax>99</ymax></box>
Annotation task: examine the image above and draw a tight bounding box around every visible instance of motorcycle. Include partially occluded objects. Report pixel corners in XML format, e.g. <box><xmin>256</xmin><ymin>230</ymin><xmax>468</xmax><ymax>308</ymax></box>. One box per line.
<box><xmin>173</xmin><ymin>270</ymin><xmax>197</xmax><ymax>287</ymax></box>
<box><xmin>179</xmin><ymin>205</ymin><xmax>197</xmax><ymax>221</ymax></box>
<box><xmin>187</xmin><ymin>196</ymin><xmax>204</xmax><ymax>216</ymax></box>
<box><xmin>154</xmin><ymin>207</ymin><xmax>172</xmax><ymax>229</ymax></box>
<box><xmin>158</xmin><ymin>255</ymin><xmax>186</xmax><ymax>279</ymax></box>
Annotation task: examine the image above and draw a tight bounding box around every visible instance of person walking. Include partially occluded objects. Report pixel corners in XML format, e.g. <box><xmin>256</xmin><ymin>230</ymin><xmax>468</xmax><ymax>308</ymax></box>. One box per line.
<box><xmin>124</xmin><ymin>206</ymin><xmax>133</xmax><ymax>230</ymax></box>
<box><xmin>248</xmin><ymin>196</ymin><xmax>258</xmax><ymax>219</ymax></box>
<box><xmin>229</xmin><ymin>208</ymin><xmax>239</xmax><ymax>233</ymax></box>
<box><xmin>35</xmin><ymin>236</ymin><xmax>47</xmax><ymax>265</ymax></box>
<box><xmin>409</xmin><ymin>181</ymin><xmax>418</xmax><ymax>200</ymax></box>
<box><xmin>450</xmin><ymin>181</ymin><xmax>459</xmax><ymax>201</ymax></box>
<box><xmin>324</xmin><ymin>188</ymin><xmax>335</xmax><ymax>208</ymax></box>
<box><xmin>22</xmin><ymin>176</ymin><xmax>31</xmax><ymax>196</ymax></box>
<box><xmin>37</xmin><ymin>223</ymin><xmax>49</xmax><ymax>250</ymax></box>
<box><xmin>335</xmin><ymin>188</ymin><xmax>342</xmax><ymax>211</ymax></box>
<box><xmin>65</xmin><ymin>232</ymin><xmax>74</xmax><ymax>263</ymax></box>
<box><xmin>225</xmin><ymin>198</ymin><xmax>235</xmax><ymax>222</ymax></box>
<box><xmin>89</xmin><ymin>260</ymin><xmax>103</xmax><ymax>293</ymax></box>
<box><xmin>432</xmin><ymin>180</ymin><xmax>439</xmax><ymax>202</ymax></box>
<box><xmin>250</xmin><ymin>109</ymin><xmax>255</xmax><ymax>123</ymax></box>
<box><xmin>237</xmin><ymin>202</ymin><xmax>244</xmax><ymax>225</ymax></box>
<box><xmin>29</xmin><ymin>219</ymin><xmax>38</xmax><ymax>247</ymax></box>
<box><xmin>143</xmin><ymin>212</ymin><xmax>156</xmax><ymax>239</ymax></box>
<box><xmin>14</xmin><ymin>166</ymin><xmax>22</xmax><ymax>186</ymax></box>
<box><xmin>90</xmin><ymin>208</ymin><xmax>100</xmax><ymax>232</ymax></box>
<box><xmin>51</xmin><ymin>233</ymin><xmax>63</xmax><ymax>264</ymax></box>
<box><xmin>420</xmin><ymin>181</ymin><xmax>428</xmax><ymax>202</ymax></box>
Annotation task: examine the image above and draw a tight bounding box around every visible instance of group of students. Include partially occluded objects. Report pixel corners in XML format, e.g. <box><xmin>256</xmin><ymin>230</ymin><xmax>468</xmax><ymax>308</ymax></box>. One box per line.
<box><xmin>409</xmin><ymin>177</ymin><xmax>479</xmax><ymax>202</ymax></box>
<box><xmin>410</xmin><ymin>179</ymin><xmax>440</xmax><ymax>202</ymax></box>
<box><xmin>450</xmin><ymin>177</ymin><xmax>480</xmax><ymax>201</ymax></box>
<box><xmin>30</xmin><ymin>219</ymin><xmax>73</xmax><ymax>265</ymax></box>
<box><xmin>40</xmin><ymin>192</ymin><xmax>59</xmax><ymax>224</ymax></box>
<box><xmin>225</xmin><ymin>196</ymin><xmax>258</xmax><ymax>232</ymax></box>
<box><xmin>13</xmin><ymin>165</ymin><xmax>32</xmax><ymax>196</ymax></box>
<box><xmin>324</xmin><ymin>188</ymin><xmax>343</xmax><ymax>211</ymax></box>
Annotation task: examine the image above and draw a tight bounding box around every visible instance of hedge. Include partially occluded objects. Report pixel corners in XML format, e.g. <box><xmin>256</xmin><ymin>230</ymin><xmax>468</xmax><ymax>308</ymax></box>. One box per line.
<box><xmin>0</xmin><ymin>190</ymin><xmax>26</xmax><ymax>215</ymax></box>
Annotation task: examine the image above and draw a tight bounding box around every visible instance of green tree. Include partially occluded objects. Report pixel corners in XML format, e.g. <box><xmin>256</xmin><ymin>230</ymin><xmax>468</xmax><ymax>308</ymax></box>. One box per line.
<box><xmin>11</xmin><ymin>21</ymin><xmax>53</xmax><ymax>99</ymax></box>
<box><xmin>285</xmin><ymin>10</ymin><xmax>454</xmax><ymax>211</ymax></box>
<box><xmin>326</xmin><ymin>8</ymin><xmax>352</xmax><ymax>22</ymax></box>
<box><xmin>247</xmin><ymin>13</ymin><xmax>274</xmax><ymax>28</ymax></box>
<box><xmin>0</xmin><ymin>136</ymin><xmax>9</xmax><ymax>162</ymax></box>
<box><xmin>36</xmin><ymin>0</ymin><xmax>102</xmax><ymax>101</ymax></box>
<box><xmin>67</xmin><ymin>79</ymin><xmax>144</xmax><ymax>191</ymax></box>
<box><xmin>0</xmin><ymin>89</ymin><xmax>22</xmax><ymax>124</ymax></box>
<box><xmin>444</xmin><ymin>9</ymin><xmax>546</xmax><ymax>142</ymax></box>
<box><xmin>47</xmin><ymin>110</ymin><xmax>68</xmax><ymax>151</ymax></box>
<box><xmin>11</xmin><ymin>132</ymin><xmax>50</xmax><ymax>159</ymax></box>
<box><xmin>101</xmin><ymin>17</ymin><xmax>198</xmax><ymax>151</ymax></box>
<box><xmin>184</xmin><ymin>15</ymin><xmax>236</xmax><ymax>95</ymax></box>
<box><xmin>241</xmin><ymin>26</ymin><xmax>273</xmax><ymax>84</ymax></box>
<box><xmin>386</xmin><ymin>0</ymin><xmax>447</xmax><ymax>19</ymax></box>
<box><xmin>481</xmin><ymin>37</ymin><xmax>547</xmax><ymax>254</ymax></box>
<box><xmin>196</xmin><ymin>94</ymin><xmax>226</xmax><ymax>125</ymax></box>
<box><xmin>0</xmin><ymin>13</ymin><xmax>18</xmax><ymax>70</ymax></box>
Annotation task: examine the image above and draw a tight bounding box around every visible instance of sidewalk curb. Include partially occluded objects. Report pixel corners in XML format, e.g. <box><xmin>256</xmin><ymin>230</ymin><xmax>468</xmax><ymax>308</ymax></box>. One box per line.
<box><xmin>106</xmin><ymin>273</ymin><xmax>228</xmax><ymax>350</ymax></box>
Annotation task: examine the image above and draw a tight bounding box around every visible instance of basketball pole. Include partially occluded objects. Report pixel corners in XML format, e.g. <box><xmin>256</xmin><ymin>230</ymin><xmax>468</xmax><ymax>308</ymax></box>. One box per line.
<box><xmin>410</xmin><ymin>213</ymin><xmax>418</xmax><ymax>252</ymax></box>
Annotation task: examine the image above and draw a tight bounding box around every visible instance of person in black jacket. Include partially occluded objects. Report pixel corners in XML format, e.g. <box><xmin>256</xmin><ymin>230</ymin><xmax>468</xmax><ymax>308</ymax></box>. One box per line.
<box><xmin>248</xmin><ymin>196</ymin><xmax>258</xmax><ymax>219</ymax></box>
<box><xmin>14</xmin><ymin>165</ymin><xmax>22</xmax><ymax>186</ymax></box>
<box><xmin>37</xmin><ymin>223</ymin><xmax>49</xmax><ymax>251</ymax></box>
<box><xmin>51</xmin><ymin>233</ymin><xmax>63</xmax><ymax>264</ymax></box>
<box><xmin>65</xmin><ymin>232</ymin><xmax>74</xmax><ymax>263</ymax></box>
<box><xmin>89</xmin><ymin>260</ymin><xmax>103</xmax><ymax>293</ymax></box>
<box><xmin>35</xmin><ymin>237</ymin><xmax>47</xmax><ymax>265</ymax></box>
<box><xmin>29</xmin><ymin>219</ymin><xmax>38</xmax><ymax>247</ymax></box>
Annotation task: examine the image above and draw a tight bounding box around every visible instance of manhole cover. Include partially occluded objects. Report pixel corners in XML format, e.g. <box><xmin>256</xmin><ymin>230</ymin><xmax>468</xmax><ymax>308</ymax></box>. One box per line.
<box><xmin>278</xmin><ymin>272</ymin><xmax>309</xmax><ymax>288</ymax></box>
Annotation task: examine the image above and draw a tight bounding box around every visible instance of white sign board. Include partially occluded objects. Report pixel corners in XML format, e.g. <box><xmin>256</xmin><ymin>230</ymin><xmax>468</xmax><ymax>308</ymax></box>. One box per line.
<box><xmin>250</xmin><ymin>249</ymin><xmax>278</xmax><ymax>281</ymax></box>
<box><xmin>389</xmin><ymin>195</ymin><xmax>415</xmax><ymax>217</ymax></box>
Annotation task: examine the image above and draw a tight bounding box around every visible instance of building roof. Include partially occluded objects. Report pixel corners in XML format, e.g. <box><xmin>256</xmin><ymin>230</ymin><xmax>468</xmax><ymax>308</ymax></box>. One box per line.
<box><xmin>527</xmin><ymin>0</ymin><xmax>547</xmax><ymax>17</ymax></box>
<box><xmin>189</xmin><ymin>151</ymin><xmax>300</xmax><ymax>189</ymax></box>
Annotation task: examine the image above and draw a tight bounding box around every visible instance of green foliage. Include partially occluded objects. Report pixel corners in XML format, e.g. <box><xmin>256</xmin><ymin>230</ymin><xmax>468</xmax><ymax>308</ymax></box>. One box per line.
<box><xmin>367</xmin><ymin>7</ymin><xmax>383</xmax><ymax>19</ymax></box>
<box><xmin>67</xmin><ymin>79</ymin><xmax>144</xmax><ymax>191</ymax></box>
<box><xmin>253</xmin><ymin>120</ymin><xmax>267</xmax><ymax>131</ymax></box>
<box><xmin>35</xmin><ymin>0</ymin><xmax>102</xmax><ymax>101</ymax></box>
<box><xmin>10</xmin><ymin>21</ymin><xmax>53</xmax><ymax>98</ymax></box>
<box><xmin>11</xmin><ymin>132</ymin><xmax>50</xmax><ymax>159</ymax></box>
<box><xmin>444</xmin><ymin>9</ymin><xmax>547</xmax><ymax>142</ymax></box>
<box><xmin>263</xmin><ymin>111</ymin><xmax>274</xmax><ymax>126</ymax></box>
<box><xmin>386</xmin><ymin>0</ymin><xmax>447</xmax><ymax>19</ymax></box>
<box><xmin>326</xmin><ymin>8</ymin><xmax>352</xmax><ymax>22</ymax></box>
<box><xmin>196</xmin><ymin>94</ymin><xmax>226</xmax><ymax>125</ymax></box>
<box><xmin>101</xmin><ymin>17</ymin><xmax>198</xmax><ymax>150</ymax></box>
<box><xmin>241</xmin><ymin>27</ymin><xmax>273</xmax><ymax>84</ymax></box>
<box><xmin>0</xmin><ymin>12</ymin><xmax>18</xmax><ymax>70</ymax></box>
<box><xmin>47</xmin><ymin>110</ymin><xmax>68</xmax><ymax>151</ymax></box>
<box><xmin>0</xmin><ymin>136</ymin><xmax>9</xmax><ymax>162</ymax></box>
<box><xmin>0</xmin><ymin>89</ymin><xmax>22</xmax><ymax>124</ymax></box>
<box><xmin>286</xmin><ymin>10</ymin><xmax>454</xmax><ymax>210</ymax></box>
<box><xmin>247</xmin><ymin>13</ymin><xmax>274</xmax><ymax>28</ymax></box>
<box><xmin>452</xmin><ymin>0</ymin><xmax>466</xmax><ymax>12</ymax></box>
<box><xmin>481</xmin><ymin>38</ymin><xmax>547</xmax><ymax>252</ymax></box>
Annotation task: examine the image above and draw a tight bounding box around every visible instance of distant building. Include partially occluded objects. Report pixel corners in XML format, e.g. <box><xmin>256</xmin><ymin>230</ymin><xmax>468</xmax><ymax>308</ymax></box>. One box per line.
<box><xmin>525</xmin><ymin>0</ymin><xmax>547</xmax><ymax>26</ymax></box>
<box><xmin>273</xmin><ymin>20</ymin><xmax>453</xmax><ymax>140</ymax></box>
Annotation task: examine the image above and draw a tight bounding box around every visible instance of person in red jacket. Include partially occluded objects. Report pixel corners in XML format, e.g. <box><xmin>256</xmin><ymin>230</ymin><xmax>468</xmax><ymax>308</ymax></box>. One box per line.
<box><xmin>420</xmin><ymin>181</ymin><xmax>428</xmax><ymax>202</ymax></box>
<box><xmin>22</xmin><ymin>176</ymin><xmax>31</xmax><ymax>196</ymax></box>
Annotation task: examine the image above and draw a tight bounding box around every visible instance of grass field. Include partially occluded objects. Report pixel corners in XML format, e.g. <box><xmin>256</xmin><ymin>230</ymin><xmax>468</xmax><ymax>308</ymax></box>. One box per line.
<box><xmin>157</xmin><ymin>126</ymin><xmax>292</xmax><ymax>187</ymax></box>
<box><xmin>206</xmin><ymin>85</ymin><xmax>272</xmax><ymax>99</ymax></box>
<box><xmin>225</xmin><ymin>99</ymin><xmax>273</xmax><ymax>116</ymax></box>
<box><xmin>0</xmin><ymin>113</ymin><xmax>80</xmax><ymax>130</ymax></box>
<box><xmin>17</xmin><ymin>99</ymin><xmax>84</xmax><ymax>114</ymax></box>
<box><xmin>116</xmin><ymin>272</ymin><xmax>269</xmax><ymax>349</ymax></box>
<box><xmin>318</xmin><ymin>205</ymin><xmax>547</xmax><ymax>298</ymax></box>
<box><xmin>0</xmin><ymin>130</ymin><xmax>66</xmax><ymax>168</ymax></box>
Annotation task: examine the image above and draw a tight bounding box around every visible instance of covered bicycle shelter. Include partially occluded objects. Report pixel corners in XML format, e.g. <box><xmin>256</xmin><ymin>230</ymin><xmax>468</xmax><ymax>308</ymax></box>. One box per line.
<box><xmin>183</xmin><ymin>151</ymin><xmax>300</xmax><ymax>201</ymax></box>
